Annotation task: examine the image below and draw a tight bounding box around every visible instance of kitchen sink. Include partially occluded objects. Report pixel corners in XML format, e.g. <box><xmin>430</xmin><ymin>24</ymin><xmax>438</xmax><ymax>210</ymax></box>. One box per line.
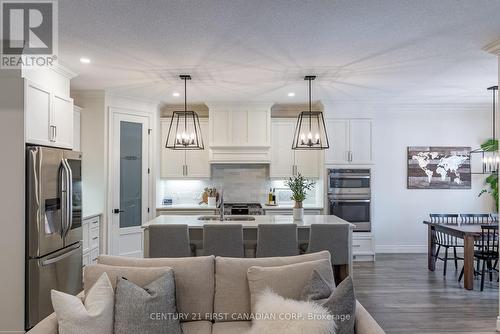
<box><xmin>197</xmin><ymin>215</ymin><xmax>256</xmax><ymax>221</ymax></box>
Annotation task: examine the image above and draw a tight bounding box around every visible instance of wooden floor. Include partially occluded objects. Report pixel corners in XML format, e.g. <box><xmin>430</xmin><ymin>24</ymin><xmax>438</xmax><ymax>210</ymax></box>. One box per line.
<box><xmin>353</xmin><ymin>254</ymin><xmax>499</xmax><ymax>334</ymax></box>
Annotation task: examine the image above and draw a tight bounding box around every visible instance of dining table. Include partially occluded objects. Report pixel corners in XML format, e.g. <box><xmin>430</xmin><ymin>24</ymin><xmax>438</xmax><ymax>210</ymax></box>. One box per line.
<box><xmin>424</xmin><ymin>220</ymin><xmax>494</xmax><ymax>290</ymax></box>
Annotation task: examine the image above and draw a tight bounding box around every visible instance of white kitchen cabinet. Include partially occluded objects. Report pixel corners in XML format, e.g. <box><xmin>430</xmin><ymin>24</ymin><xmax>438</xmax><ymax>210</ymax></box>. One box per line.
<box><xmin>160</xmin><ymin>118</ymin><xmax>210</xmax><ymax>178</ymax></box>
<box><xmin>52</xmin><ymin>94</ymin><xmax>74</xmax><ymax>149</ymax></box>
<box><xmin>73</xmin><ymin>106</ymin><xmax>81</xmax><ymax>151</ymax></box>
<box><xmin>25</xmin><ymin>81</ymin><xmax>51</xmax><ymax>146</ymax></box>
<box><xmin>82</xmin><ymin>215</ymin><xmax>100</xmax><ymax>269</ymax></box>
<box><xmin>352</xmin><ymin>232</ymin><xmax>375</xmax><ymax>261</ymax></box>
<box><xmin>25</xmin><ymin>79</ymin><xmax>74</xmax><ymax>149</ymax></box>
<box><xmin>325</xmin><ymin>119</ymin><xmax>372</xmax><ymax>165</ymax></box>
<box><xmin>270</xmin><ymin>118</ymin><xmax>321</xmax><ymax>178</ymax></box>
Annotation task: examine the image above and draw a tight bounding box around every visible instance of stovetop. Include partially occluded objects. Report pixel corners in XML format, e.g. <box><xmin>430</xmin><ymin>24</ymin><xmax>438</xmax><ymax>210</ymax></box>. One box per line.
<box><xmin>223</xmin><ymin>203</ymin><xmax>263</xmax><ymax>215</ymax></box>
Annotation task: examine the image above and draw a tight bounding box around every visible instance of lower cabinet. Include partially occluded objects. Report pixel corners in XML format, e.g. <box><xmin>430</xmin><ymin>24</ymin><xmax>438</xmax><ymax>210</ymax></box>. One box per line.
<box><xmin>82</xmin><ymin>215</ymin><xmax>100</xmax><ymax>268</ymax></box>
<box><xmin>352</xmin><ymin>232</ymin><xmax>375</xmax><ymax>261</ymax></box>
<box><xmin>157</xmin><ymin>209</ymin><xmax>217</xmax><ymax>216</ymax></box>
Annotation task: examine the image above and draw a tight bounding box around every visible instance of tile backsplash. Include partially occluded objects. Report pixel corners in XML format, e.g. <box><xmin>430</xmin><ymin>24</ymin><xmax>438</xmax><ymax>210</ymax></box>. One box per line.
<box><xmin>157</xmin><ymin>164</ymin><xmax>322</xmax><ymax>206</ymax></box>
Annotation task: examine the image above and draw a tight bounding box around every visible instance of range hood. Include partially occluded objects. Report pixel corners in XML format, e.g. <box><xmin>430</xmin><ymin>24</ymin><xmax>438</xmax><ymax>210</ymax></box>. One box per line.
<box><xmin>207</xmin><ymin>103</ymin><xmax>272</xmax><ymax>164</ymax></box>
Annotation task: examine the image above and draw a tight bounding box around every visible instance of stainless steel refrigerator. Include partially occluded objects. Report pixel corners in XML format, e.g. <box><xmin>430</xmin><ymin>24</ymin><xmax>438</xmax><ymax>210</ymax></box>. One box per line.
<box><xmin>25</xmin><ymin>146</ymin><xmax>83</xmax><ymax>330</ymax></box>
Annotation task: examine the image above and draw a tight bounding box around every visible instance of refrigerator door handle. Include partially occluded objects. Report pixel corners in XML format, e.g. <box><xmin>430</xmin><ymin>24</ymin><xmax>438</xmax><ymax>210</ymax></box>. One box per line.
<box><xmin>40</xmin><ymin>242</ymin><xmax>81</xmax><ymax>266</ymax></box>
<box><xmin>59</xmin><ymin>159</ymin><xmax>71</xmax><ymax>239</ymax></box>
<box><xmin>64</xmin><ymin>159</ymin><xmax>73</xmax><ymax>236</ymax></box>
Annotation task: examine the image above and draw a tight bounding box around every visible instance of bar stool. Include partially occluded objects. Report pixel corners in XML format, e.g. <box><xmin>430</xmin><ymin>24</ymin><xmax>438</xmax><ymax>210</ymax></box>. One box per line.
<box><xmin>460</xmin><ymin>213</ymin><xmax>491</xmax><ymax>225</ymax></box>
<box><xmin>256</xmin><ymin>224</ymin><xmax>299</xmax><ymax>257</ymax></box>
<box><xmin>148</xmin><ymin>224</ymin><xmax>193</xmax><ymax>258</ymax></box>
<box><xmin>203</xmin><ymin>224</ymin><xmax>244</xmax><ymax>257</ymax></box>
<box><xmin>306</xmin><ymin>224</ymin><xmax>349</xmax><ymax>266</ymax></box>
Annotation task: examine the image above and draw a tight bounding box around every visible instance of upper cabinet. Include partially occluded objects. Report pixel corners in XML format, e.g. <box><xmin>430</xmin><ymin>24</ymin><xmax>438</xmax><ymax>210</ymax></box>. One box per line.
<box><xmin>325</xmin><ymin>119</ymin><xmax>372</xmax><ymax>165</ymax></box>
<box><xmin>24</xmin><ymin>66</ymin><xmax>76</xmax><ymax>150</ymax></box>
<box><xmin>25</xmin><ymin>81</ymin><xmax>74</xmax><ymax>149</ymax></box>
<box><xmin>160</xmin><ymin>118</ymin><xmax>210</xmax><ymax>178</ymax></box>
<box><xmin>270</xmin><ymin>118</ymin><xmax>322</xmax><ymax>178</ymax></box>
<box><xmin>208</xmin><ymin>104</ymin><xmax>271</xmax><ymax>163</ymax></box>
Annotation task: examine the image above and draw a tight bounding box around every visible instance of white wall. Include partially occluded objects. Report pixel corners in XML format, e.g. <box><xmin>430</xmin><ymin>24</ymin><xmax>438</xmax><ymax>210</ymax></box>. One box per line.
<box><xmin>373</xmin><ymin>106</ymin><xmax>494</xmax><ymax>252</ymax></box>
<box><xmin>0</xmin><ymin>70</ymin><xmax>25</xmax><ymax>333</ymax></box>
<box><xmin>325</xmin><ymin>102</ymin><xmax>494</xmax><ymax>253</ymax></box>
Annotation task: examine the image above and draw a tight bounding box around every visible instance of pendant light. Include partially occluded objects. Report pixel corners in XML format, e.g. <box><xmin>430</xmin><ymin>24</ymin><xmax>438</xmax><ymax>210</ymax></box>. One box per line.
<box><xmin>471</xmin><ymin>85</ymin><xmax>498</xmax><ymax>174</ymax></box>
<box><xmin>165</xmin><ymin>75</ymin><xmax>204</xmax><ymax>150</ymax></box>
<box><xmin>292</xmin><ymin>75</ymin><xmax>329</xmax><ymax>150</ymax></box>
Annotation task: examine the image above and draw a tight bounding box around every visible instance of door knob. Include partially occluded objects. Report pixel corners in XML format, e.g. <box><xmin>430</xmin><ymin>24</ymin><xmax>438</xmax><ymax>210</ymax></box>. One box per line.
<box><xmin>113</xmin><ymin>209</ymin><xmax>124</xmax><ymax>214</ymax></box>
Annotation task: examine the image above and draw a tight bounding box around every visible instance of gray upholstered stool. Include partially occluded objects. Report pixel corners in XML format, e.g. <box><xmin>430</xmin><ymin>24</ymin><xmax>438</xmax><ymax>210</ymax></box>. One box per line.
<box><xmin>203</xmin><ymin>224</ymin><xmax>244</xmax><ymax>257</ymax></box>
<box><xmin>256</xmin><ymin>224</ymin><xmax>299</xmax><ymax>257</ymax></box>
<box><xmin>148</xmin><ymin>224</ymin><xmax>193</xmax><ymax>258</ymax></box>
<box><xmin>306</xmin><ymin>224</ymin><xmax>349</xmax><ymax>265</ymax></box>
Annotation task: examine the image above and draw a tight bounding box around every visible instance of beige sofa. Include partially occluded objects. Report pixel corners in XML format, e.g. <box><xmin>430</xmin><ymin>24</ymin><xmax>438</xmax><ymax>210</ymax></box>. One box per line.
<box><xmin>28</xmin><ymin>251</ymin><xmax>384</xmax><ymax>334</ymax></box>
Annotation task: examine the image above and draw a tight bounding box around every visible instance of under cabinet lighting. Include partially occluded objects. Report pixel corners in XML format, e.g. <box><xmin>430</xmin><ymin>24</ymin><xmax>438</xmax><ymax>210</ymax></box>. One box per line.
<box><xmin>79</xmin><ymin>57</ymin><xmax>91</xmax><ymax>64</ymax></box>
<box><xmin>288</xmin><ymin>92</ymin><xmax>295</xmax><ymax>97</ymax></box>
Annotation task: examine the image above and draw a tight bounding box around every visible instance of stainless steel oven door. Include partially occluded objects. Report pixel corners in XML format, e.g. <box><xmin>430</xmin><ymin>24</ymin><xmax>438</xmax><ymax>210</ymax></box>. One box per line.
<box><xmin>329</xmin><ymin>198</ymin><xmax>371</xmax><ymax>230</ymax></box>
<box><xmin>328</xmin><ymin>175</ymin><xmax>371</xmax><ymax>195</ymax></box>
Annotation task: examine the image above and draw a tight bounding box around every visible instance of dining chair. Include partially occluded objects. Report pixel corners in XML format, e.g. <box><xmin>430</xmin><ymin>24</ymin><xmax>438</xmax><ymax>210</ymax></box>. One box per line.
<box><xmin>148</xmin><ymin>224</ymin><xmax>193</xmax><ymax>258</ymax></box>
<box><xmin>429</xmin><ymin>214</ymin><xmax>462</xmax><ymax>276</ymax></box>
<box><xmin>256</xmin><ymin>224</ymin><xmax>299</xmax><ymax>257</ymax></box>
<box><xmin>460</xmin><ymin>213</ymin><xmax>491</xmax><ymax>225</ymax></box>
<box><xmin>203</xmin><ymin>224</ymin><xmax>244</xmax><ymax>257</ymax></box>
<box><xmin>459</xmin><ymin>224</ymin><xmax>499</xmax><ymax>291</ymax></box>
<box><xmin>306</xmin><ymin>224</ymin><xmax>349</xmax><ymax>265</ymax></box>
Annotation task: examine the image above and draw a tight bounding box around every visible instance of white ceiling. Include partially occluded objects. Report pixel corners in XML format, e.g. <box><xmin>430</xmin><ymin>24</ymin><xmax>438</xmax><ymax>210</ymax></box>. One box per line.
<box><xmin>60</xmin><ymin>0</ymin><xmax>500</xmax><ymax>105</ymax></box>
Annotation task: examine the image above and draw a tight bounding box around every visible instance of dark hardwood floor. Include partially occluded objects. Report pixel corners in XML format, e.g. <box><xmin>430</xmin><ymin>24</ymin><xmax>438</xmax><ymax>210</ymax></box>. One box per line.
<box><xmin>353</xmin><ymin>254</ymin><xmax>499</xmax><ymax>334</ymax></box>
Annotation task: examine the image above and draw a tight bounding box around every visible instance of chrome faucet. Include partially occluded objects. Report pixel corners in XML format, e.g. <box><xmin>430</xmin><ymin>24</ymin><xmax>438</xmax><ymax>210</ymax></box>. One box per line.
<box><xmin>217</xmin><ymin>190</ymin><xmax>224</xmax><ymax>221</ymax></box>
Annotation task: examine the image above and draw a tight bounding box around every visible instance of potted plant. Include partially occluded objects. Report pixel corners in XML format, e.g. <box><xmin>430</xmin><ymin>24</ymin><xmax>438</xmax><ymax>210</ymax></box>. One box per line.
<box><xmin>478</xmin><ymin>139</ymin><xmax>499</xmax><ymax>211</ymax></box>
<box><xmin>285</xmin><ymin>173</ymin><xmax>315</xmax><ymax>220</ymax></box>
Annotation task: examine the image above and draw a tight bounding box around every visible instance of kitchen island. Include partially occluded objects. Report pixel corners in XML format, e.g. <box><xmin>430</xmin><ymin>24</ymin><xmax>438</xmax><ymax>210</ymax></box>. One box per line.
<box><xmin>143</xmin><ymin>215</ymin><xmax>354</xmax><ymax>279</ymax></box>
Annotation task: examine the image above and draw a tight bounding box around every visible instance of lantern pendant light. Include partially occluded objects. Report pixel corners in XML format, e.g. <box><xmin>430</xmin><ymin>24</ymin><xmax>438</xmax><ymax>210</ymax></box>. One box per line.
<box><xmin>292</xmin><ymin>75</ymin><xmax>329</xmax><ymax>150</ymax></box>
<box><xmin>470</xmin><ymin>85</ymin><xmax>498</xmax><ymax>174</ymax></box>
<box><xmin>165</xmin><ymin>75</ymin><xmax>204</xmax><ymax>150</ymax></box>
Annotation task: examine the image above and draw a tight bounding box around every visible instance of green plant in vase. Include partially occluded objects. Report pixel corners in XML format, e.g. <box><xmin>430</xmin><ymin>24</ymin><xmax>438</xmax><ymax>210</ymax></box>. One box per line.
<box><xmin>478</xmin><ymin>138</ymin><xmax>499</xmax><ymax>211</ymax></box>
<box><xmin>286</xmin><ymin>173</ymin><xmax>315</xmax><ymax>220</ymax></box>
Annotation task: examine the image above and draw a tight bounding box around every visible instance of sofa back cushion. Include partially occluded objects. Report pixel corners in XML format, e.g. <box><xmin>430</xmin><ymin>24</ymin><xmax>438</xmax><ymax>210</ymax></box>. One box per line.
<box><xmin>247</xmin><ymin>258</ymin><xmax>334</xmax><ymax>312</ymax></box>
<box><xmin>214</xmin><ymin>251</ymin><xmax>331</xmax><ymax>320</ymax></box>
<box><xmin>84</xmin><ymin>264</ymin><xmax>171</xmax><ymax>293</ymax></box>
<box><xmin>97</xmin><ymin>255</ymin><xmax>215</xmax><ymax>321</ymax></box>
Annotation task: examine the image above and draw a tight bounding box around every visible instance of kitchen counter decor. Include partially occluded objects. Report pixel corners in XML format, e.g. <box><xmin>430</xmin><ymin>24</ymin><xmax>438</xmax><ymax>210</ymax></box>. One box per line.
<box><xmin>285</xmin><ymin>173</ymin><xmax>315</xmax><ymax>220</ymax></box>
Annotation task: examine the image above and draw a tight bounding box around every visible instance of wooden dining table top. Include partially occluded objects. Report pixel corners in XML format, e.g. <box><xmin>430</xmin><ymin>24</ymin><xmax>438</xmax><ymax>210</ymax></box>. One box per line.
<box><xmin>423</xmin><ymin>221</ymin><xmax>498</xmax><ymax>236</ymax></box>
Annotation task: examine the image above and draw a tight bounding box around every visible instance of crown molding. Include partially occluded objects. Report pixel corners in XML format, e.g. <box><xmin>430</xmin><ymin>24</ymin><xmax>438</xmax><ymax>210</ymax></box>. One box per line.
<box><xmin>483</xmin><ymin>39</ymin><xmax>500</xmax><ymax>55</ymax></box>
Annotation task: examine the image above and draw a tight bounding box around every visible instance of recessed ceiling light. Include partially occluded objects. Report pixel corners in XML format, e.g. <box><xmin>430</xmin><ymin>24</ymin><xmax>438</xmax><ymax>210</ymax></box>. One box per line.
<box><xmin>172</xmin><ymin>92</ymin><xmax>180</xmax><ymax>97</ymax></box>
<box><xmin>288</xmin><ymin>92</ymin><xmax>295</xmax><ymax>97</ymax></box>
<box><xmin>79</xmin><ymin>57</ymin><xmax>91</xmax><ymax>64</ymax></box>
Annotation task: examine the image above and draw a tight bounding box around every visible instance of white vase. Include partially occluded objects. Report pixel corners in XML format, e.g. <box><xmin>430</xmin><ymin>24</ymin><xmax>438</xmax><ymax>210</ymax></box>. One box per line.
<box><xmin>207</xmin><ymin>197</ymin><xmax>216</xmax><ymax>207</ymax></box>
<box><xmin>293</xmin><ymin>207</ymin><xmax>304</xmax><ymax>220</ymax></box>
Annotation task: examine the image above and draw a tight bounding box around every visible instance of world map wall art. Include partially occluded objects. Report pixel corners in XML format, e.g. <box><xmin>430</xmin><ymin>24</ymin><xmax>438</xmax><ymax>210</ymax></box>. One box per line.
<box><xmin>407</xmin><ymin>146</ymin><xmax>471</xmax><ymax>189</ymax></box>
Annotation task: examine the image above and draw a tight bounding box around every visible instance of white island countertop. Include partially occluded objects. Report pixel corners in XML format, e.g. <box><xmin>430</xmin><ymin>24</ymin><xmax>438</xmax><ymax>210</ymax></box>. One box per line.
<box><xmin>143</xmin><ymin>215</ymin><xmax>352</xmax><ymax>229</ymax></box>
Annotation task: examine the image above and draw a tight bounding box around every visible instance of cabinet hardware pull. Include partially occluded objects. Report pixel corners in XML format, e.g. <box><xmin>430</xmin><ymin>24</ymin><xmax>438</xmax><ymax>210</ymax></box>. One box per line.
<box><xmin>92</xmin><ymin>237</ymin><xmax>98</xmax><ymax>240</ymax></box>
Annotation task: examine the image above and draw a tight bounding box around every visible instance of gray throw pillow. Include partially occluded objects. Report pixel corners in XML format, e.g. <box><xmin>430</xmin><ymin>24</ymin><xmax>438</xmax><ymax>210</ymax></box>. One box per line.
<box><xmin>114</xmin><ymin>271</ymin><xmax>182</xmax><ymax>334</ymax></box>
<box><xmin>302</xmin><ymin>270</ymin><xmax>356</xmax><ymax>334</ymax></box>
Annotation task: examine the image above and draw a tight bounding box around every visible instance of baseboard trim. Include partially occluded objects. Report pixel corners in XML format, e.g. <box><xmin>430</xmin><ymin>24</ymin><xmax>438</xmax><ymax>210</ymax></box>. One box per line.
<box><xmin>376</xmin><ymin>245</ymin><xmax>427</xmax><ymax>253</ymax></box>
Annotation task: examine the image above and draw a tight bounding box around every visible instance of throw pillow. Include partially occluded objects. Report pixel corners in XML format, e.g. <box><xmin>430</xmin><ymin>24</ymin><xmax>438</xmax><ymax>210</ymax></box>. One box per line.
<box><xmin>51</xmin><ymin>272</ymin><xmax>114</xmax><ymax>334</ymax></box>
<box><xmin>248</xmin><ymin>289</ymin><xmax>336</xmax><ymax>334</ymax></box>
<box><xmin>114</xmin><ymin>270</ymin><xmax>182</xmax><ymax>334</ymax></box>
<box><xmin>247</xmin><ymin>258</ymin><xmax>334</xmax><ymax>311</ymax></box>
<box><xmin>303</xmin><ymin>270</ymin><xmax>356</xmax><ymax>334</ymax></box>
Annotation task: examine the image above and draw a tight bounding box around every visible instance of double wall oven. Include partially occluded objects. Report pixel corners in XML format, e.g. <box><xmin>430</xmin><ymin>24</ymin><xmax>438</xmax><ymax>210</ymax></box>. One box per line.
<box><xmin>328</xmin><ymin>168</ymin><xmax>371</xmax><ymax>232</ymax></box>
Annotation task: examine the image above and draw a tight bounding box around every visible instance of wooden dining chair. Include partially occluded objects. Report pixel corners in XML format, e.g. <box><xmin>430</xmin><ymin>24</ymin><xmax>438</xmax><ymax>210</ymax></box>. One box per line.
<box><xmin>430</xmin><ymin>214</ymin><xmax>462</xmax><ymax>276</ymax></box>
<box><xmin>459</xmin><ymin>224</ymin><xmax>499</xmax><ymax>291</ymax></box>
<box><xmin>460</xmin><ymin>213</ymin><xmax>491</xmax><ymax>225</ymax></box>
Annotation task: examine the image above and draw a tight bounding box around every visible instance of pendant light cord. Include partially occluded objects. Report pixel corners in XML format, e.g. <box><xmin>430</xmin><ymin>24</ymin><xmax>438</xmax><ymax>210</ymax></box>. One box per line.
<box><xmin>184</xmin><ymin>76</ymin><xmax>187</xmax><ymax>132</ymax></box>
<box><xmin>308</xmin><ymin>77</ymin><xmax>312</xmax><ymax>131</ymax></box>
<box><xmin>493</xmin><ymin>87</ymin><xmax>496</xmax><ymax>142</ymax></box>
